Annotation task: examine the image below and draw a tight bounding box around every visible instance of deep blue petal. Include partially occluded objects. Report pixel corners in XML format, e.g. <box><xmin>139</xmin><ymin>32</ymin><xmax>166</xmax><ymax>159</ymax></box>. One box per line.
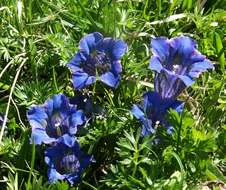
<box><xmin>190</xmin><ymin>51</ymin><xmax>206</xmax><ymax>62</ymax></box>
<box><xmin>31</xmin><ymin>127</ymin><xmax>56</xmax><ymax>145</ymax></box>
<box><xmin>111</xmin><ymin>60</ymin><xmax>122</xmax><ymax>74</ymax></box>
<box><xmin>58</xmin><ymin>134</ymin><xmax>76</xmax><ymax>147</ymax></box>
<box><xmin>72</xmin><ymin>71</ymin><xmax>95</xmax><ymax>89</ymax></box>
<box><xmin>52</xmin><ymin>94</ymin><xmax>69</xmax><ymax>111</ymax></box>
<box><xmin>150</xmin><ymin>36</ymin><xmax>213</xmax><ymax>99</ymax></box>
<box><xmin>69</xmin><ymin>110</ymin><xmax>85</xmax><ymax>135</ymax></box>
<box><xmin>27</xmin><ymin>106</ymin><xmax>48</xmax><ymax>125</ymax></box>
<box><xmin>149</xmin><ymin>56</ymin><xmax>163</xmax><ymax>73</ymax></box>
<box><xmin>79</xmin><ymin>32</ymin><xmax>103</xmax><ymax>55</ymax></box>
<box><xmin>44</xmin><ymin>98</ymin><xmax>54</xmax><ymax>117</ymax></box>
<box><xmin>67</xmin><ymin>53</ymin><xmax>83</xmax><ymax>71</ymax></box>
<box><xmin>67</xmin><ymin>33</ymin><xmax>127</xmax><ymax>89</ymax></box>
<box><xmin>131</xmin><ymin>104</ymin><xmax>145</xmax><ymax>119</ymax></box>
<box><xmin>71</xmin><ymin>110</ymin><xmax>85</xmax><ymax>126</ymax></box>
<box><xmin>143</xmin><ymin>91</ymin><xmax>161</xmax><ymax>110</ymax></box>
<box><xmin>189</xmin><ymin>60</ymin><xmax>214</xmax><ymax>78</ymax></box>
<box><xmin>170</xmin><ymin>36</ymin><xmax>196</xmax><ymax>60</ymax></box>
<box><xmin>80</xmin><ymin>154</ymin><xmax>93</xmax><ymax>172</ymax></box>
<box><xmin>100</xmin><ymin>72</ymin><xmax>119</xmax><ymax>87</ymax></box>
<box><xmin>86</xmin><ymin>75</ymin><xmax>96</xmax><ymax>85</ymax></box>
<box><xmin>65</xmin><ymin>174</ymin><xmax>80</xmax><ymax>185</ymax></box>
<box><xmin>170</xmin><ymin>100</ymin><xmax>184</xmax><ymax>113</ymax></box>
<box><xmin>141</xmin><ymin>118</ymin><xmax>155</xmax><ymax>136</ymax></box>
<box><xmin>96</xmin><ymin>38</ymin><xmax>113</xmax><ymax>52</ymax></box>
<box><xmin>48</xmin><ymin>168</ymin><xmax>65</xmax><ymax>183</ymax></box>
<box><xmin>69</xmin><ymin>95</ymin><xmax>94</xmax><ymax>115</ymax></box>
<box><xmin>27</xmin><ymin>106</ymin><xmax>52</xmax><ymax>145</ymax></box>
<box><xmin>178</xmin><ymin>75</ymin><xmax>194</xmax><ymax>87</ymax></box>
<box><xmin>166</xmin><ymin>126</ymin><xmax>174</xmax><ymax>135</ymax></box>
<box><xmin>111</xmin><ymin>39</ymin><xmax>128</xmax><ymax>60</ymax></box>
<box><xmin>151</xmin><ymin>37</ymin><xmax>169</xmax><ymax>61</ymax></box>
<box><xmin>97</xmin><ymin>38</ymin><xmax>127</xmax><ymax>60</ymax></box>
<box><xmin>155</xmin><ymin>69</ymin><xmax>187</xmax><ymax>99</ymax></box>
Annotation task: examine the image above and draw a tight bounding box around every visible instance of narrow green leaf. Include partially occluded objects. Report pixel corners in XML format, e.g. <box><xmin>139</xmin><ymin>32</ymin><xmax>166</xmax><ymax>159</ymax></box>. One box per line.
<box><xmin>214</xmin><ymin>32</ymin><xmax>225</xmax><ymax>72</ymax></box>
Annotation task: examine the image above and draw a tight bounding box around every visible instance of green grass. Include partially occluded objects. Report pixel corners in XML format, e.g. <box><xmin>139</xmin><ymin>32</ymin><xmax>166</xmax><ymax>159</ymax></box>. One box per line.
<box><xmin>0</xmin><ymin>0</ymin><xmax>225</xmax><ymax>189</ymax></box>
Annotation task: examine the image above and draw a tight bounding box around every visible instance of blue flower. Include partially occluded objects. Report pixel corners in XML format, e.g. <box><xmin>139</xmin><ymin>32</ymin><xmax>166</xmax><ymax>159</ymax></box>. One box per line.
<box><xmin>45</xmin><ymin>134</ymin><xmax>93</xmax><ymax>185</ymax></box>
<box><xmin>67</xmin><ymin>32</ymin><xmax>128</xmax><ymax>89</ymax></box>
<box><xmin>69</xmin><ymin>95</ymin><xmax>93</xmax><ymax>116</ymax></box>
<box><xmin>149</xmin><ymin>36</ymin><xmax>213</xmax><ymax>99</ymax></box>
<box><xmin>27</xmin><ymin>94</ymin><xmax>86</xmax><ymax>145</ymax></box>
<box><xmin>131</xmin><ymin>91</ymin><xmax>184</xmax><ymax>136</ymax></box>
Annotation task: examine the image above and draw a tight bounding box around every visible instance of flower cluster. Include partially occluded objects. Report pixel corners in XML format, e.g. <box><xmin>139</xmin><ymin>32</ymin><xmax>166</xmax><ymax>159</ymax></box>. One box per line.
<box><xmin>27</xmin><ymin>32</ymin><xmax>127</xmax><ymax>185</ymax></box>
<box><xmin>27</xmin><ymin>94</ymin><xmax>93</xmax><ymax>185</ymax></box>
<box><xmin>132</xmin><ymin>36</ymin><xmax>213</xmax><ymax>136</ymax></box>
<box><xmin>27</xmin><ymin>32</ymin><xmax>213</xmax><ymax>186</ymax></box>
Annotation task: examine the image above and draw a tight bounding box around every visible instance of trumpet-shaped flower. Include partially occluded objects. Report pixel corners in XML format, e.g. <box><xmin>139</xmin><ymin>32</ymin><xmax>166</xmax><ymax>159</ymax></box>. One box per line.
<box><xmin>149</xmin><ymin>36</ymin><xmax>213</xmax><ymax>99</ymax></box>
<box><xmin>67</xmin><ymin>32</ymin><xmax>128</xmax><ymax>89</ymax></box>
<box><xmin>131</xmin><ymin>91</ymin><xmax>184</xmax><ymax>136</ymax></box>
<box><xmin>45</xmin><ymin>134</ymin><xmax>93</xmax><ymax>185</ymax></box>
<box><xmin>27</xmin><ymin>94</ymin><xmax>86</xmax><ymax>145</ymax></box>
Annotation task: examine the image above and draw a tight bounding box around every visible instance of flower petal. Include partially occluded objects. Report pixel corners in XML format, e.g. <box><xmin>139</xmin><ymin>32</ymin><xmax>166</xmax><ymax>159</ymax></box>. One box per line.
<box><xmin>97</xmin><ymin>38</ymin><xmax>127</xmax><ymax>60</ymax></box>
<box><xmin>100</xmin><ymin>72</ymin><xmax>119</xmax><ymax>87</ymax></box>
<box><xmin>72</xmin><ymin>110</ymin><xmax>85</xmax><ymax>126</ymax></box>
<box><xmin>27</xmin><ymin>106</ymin><xmax>48</xmax><ymax>126</ymax></box>
<box><xmin>79</xmin><ymin>32</ymin><xmax>103</xmax><ymax>55</ymax></box>
<box><xmin>69</xmin><ymin>110</ymin><xmax>85</xmax><ymax>135</ymax></box>
<box><xmin>111</xmin><ymin>60</ymin><xmax>122</xmax><ymax>74</ymax></box>
<box><xmin>149</xmin><ymin>56</ymin><xmax>163</xmax><ymax>73</ymax></box>
<box><xmin>65</xmin><ymin>174</ymin><xmax>80</xmax><ymax>185</ymax></box>
<box><xmin>151</xmin><ymin>37</ymin><xmax>169</xmax><ymax>61</ymax></box>
<box><xmin>72</xmin><ymin>71</ymin><xmax>96</xmax><ymax>89</ymax></box>
<box><xmin>170</xmin><ymin>100</ymin><xmax>184</xmax><ymax>113</ymax></box>
<box><xmin>111</xmin><ymin>39</ymin><xmax>128</xmax><ymax>60</ymax></box>
<box><xmin>67</xmin><ymin>53</ymin><xmax>83</xmax><ymax>72</ymax></box>
<box><xmin>170</xmin><ymin>36</ymin><xmax>196</xmax><ymax>60</ymax></box>
<box><xmin>52</xmin><ymin>94</ymin><xmax>69</xmax><ymax>111</ymax></box>
<box><xmin>178</xmin><ymin>75</ymin><xmax>194</xmax><ymax>87</ymax></box>
<box><xmin>190</xmin><ymin>51</ymin><xmax>206</xmax><ymax>62</ymax></box>
<box><xmin>143</xmin><ymin>91</ymin><xmax>160</xmax><ymax>110</ymax></box>
<box><xmin>141</xmin><ymin>118</ymin><xmax>155</xmax><ymax>136</ymax></box>
<box><xmin>31</xmin><ymin>127</ymin><xmax>56</xmax><ymax>145</ymax></box>
<box><xmin>166</xmin><ymin>126</ymin><xmax>174</xmax><ymax>135</ymax></box>
<box><xmin>58</xmin><ymin>134</ymin><xmax>76</xmax><ymax>147</ymax></box>
<box><xmin>48</xmin><ymin>168</ymin><xmax>65</xmax><ymax>183</ymax></box>
<box><xmin>189</xmin><ymin>60</ymin><xmax>214</xmax><ymax>78</ymax></box>
<box><xmin>131</xmin><ymin>104</ymin><xmax>145</xmax><ymax>119</ymax></box>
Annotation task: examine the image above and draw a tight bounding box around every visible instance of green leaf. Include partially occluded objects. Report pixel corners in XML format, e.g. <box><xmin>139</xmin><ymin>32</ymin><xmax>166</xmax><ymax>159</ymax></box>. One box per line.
<box><xmin>206</xmin><ymin>163</ymin><xmax>226</xmax><ymax>183</ymax></box>
<box><xmin>214</xmin><ymin>32</ymin><xmax>225</xmax><ymax>72</ymax></box>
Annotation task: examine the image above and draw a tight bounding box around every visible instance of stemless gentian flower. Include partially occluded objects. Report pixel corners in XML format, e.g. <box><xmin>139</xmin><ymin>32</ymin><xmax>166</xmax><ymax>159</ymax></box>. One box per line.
<box><xmin>69</xmin><ymin>94</ymin><xmax>93</xmax><ymax>116</ymax></box>
<box><xmin>45</xmin><ymin>134</ymin><xmax>93</xmax><ymax>185</ymax></box>
<box><xmin>149</xmin><ymin>36</ymin><xmax>213</xmax><ymax>99</ymax></box>
<box><xmin>27</xmin><ymin>94</ymin><xmax>86</xmax><ymax>145</ymax></box>
<box><xmin>67</xmin><ymin>32</ymin><xmax>128</xmax><ymax>89</ymax></box>
<box><xmin>131</xmin><ymin>91</ymin><xmax>184</xmax><ymax>136</ymax></box>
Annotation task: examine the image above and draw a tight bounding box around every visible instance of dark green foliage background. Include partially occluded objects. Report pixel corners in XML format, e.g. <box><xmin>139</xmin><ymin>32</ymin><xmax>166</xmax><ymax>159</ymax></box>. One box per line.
<box><xmin>0</xmin><ymin>0</ymin><xmax>225</xmax><ymax>189</ymax></box>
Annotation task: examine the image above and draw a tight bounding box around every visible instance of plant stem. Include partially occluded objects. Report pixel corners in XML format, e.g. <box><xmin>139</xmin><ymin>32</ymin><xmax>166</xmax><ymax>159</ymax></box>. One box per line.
<box><xmin>0</xmin><ymin>59</ymin><xmax>26</xmax><ymax>143</ymax></box>
<box><xmin>176</xmin><ymin>110</ymin><xmax>184</xmax><ymax>152</ymax></box>
<box><xmin>26</xmin><ymin>140</ymin><xmax>36</xmax><ymax>190</ymax></box>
